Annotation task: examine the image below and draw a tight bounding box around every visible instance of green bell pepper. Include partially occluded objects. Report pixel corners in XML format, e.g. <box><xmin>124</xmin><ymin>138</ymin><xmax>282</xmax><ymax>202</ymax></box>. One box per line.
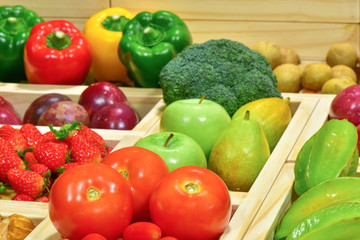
<box><xmin>118</xmin><ymin>10</ymin><xmax>192</xmax><ymax>88</ymax></box>
<box><xmin>0</xmin><ymin>5</ymin><xmax>43</xmax><ymax>82</ymax></box>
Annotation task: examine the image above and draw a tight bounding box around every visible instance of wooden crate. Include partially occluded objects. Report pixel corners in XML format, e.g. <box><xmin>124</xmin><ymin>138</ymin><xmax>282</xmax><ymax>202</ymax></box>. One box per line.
<box><xmin>0</xmin><ymin>200</ymin><xmax>49</xmax><ymax>238</ymax></box>
<box><xmin>0</xmin><ymin>83</ymin><xmax>163</xmax><ymax>134</ymax></box>
<box><xmin>7</xmin><ymin>94</ymin><xmax>317</xmax><ymax>239</ymax></box>
<box><xmin>115</xmin><ymin>94</ymin><xmax>319</xmax><ymax>240</ymax></box>
<box><xmin>2</xmin><ymin>0</ymin><xmax>359</xmax><ymax>60</ymax></box>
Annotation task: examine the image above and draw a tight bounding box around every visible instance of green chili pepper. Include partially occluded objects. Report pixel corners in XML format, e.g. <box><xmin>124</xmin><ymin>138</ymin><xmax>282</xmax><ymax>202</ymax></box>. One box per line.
<box><xmin>0</xmin><ymin>5</ymin><xmax>43</xmax><ymax>82</ymax></box>
<box><xmin>294</xmin><ymin>119</ymin><xmax>359</xmax><ymax>196</ymax></box>
<box><xmin>118</xmin><ymin>10</ymin><xmax>192</xmax><ymax>88</ymax></box>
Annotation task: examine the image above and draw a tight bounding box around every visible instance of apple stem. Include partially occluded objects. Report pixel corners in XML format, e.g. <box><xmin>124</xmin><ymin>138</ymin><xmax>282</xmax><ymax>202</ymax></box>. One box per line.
<box><xmin>245</xmin><ymin>110</ymin><xmax>250</xmax><ymax>120</ymax></box>
<box><xmin>164</xmin><ymin>133</ymin><xmax>174</xmax><ymax>147</ymax></box>
<box><xmin>198</xmin><ymin>95</ymin><xmax>206</xmax><ymax>104</ymax></box>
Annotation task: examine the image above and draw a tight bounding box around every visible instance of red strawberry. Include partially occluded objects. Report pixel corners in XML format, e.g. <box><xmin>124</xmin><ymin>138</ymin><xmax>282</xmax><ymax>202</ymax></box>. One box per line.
<box><xmin>70</xmin><ymin>134</ymin><xmax>101</xmax><ymax>164</ymax></box>
<box><xmin>0</xmin><ymin>125</ymin><xmax>28</xmax><ymax>153</ymax></box>
<box><xmin>7</xmin><ymin>168</ymin><xmax>45</xmax><ymax>199</ymax></box>
<box><xmin>32</xmin><ymin>141</ymin><xmax>69</xmax><ymax>173</ymax></box>
<box><xmin>12</xmin><ymin>193</ymin><xmax>34</xmax><ymax>201</ymax></box>
<box><xmin>0</xmin><ymin>138</ymin><xmax>26</xmax><ymax>183</ymax></box>
<box><xmin>28</xmin><ymin>163</ymin><xmax>51</xmax><ymax>177</ymax></box>
<box><xmin>43</xmin><ymin>131</ymin><xmax>56</xmax><ymax>142</ymax></box>
<box><xmin>55</xmin><ymin>162</ymin><xmax>83</xmax><ymax>175</ymax></box>
<box><xmin>20</xmin><ymin>123</ymin><xmax>45</xmax><ymax>148</ymax></box>
<box><xmin>35</xmin><ymin>196</ymin><xmax>49</xmax><ymax>203</ymax></box>
<box><xmin>24</xmin><ymin>151</ymin><xmax>38</xmax><ymax>166</ymax></box>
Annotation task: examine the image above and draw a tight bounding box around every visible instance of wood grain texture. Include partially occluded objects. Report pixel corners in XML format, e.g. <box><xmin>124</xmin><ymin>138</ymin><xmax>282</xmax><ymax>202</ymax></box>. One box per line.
<box><xmin>111</xmin><ymin>0</ymin><xmax>360</xmax><ymax>23</ymax></box>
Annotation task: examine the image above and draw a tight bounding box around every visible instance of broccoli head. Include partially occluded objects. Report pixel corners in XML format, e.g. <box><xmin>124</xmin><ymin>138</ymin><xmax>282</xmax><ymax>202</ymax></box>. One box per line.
<box><xmin>159</xmin><ymin>39</ymin><xmax>282</xmax><ymax>116</ymax></box>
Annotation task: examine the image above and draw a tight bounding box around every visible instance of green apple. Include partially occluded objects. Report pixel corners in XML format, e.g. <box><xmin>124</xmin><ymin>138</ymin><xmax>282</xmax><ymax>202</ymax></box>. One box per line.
<box><xmin>160</xmin><ymin>98</ymin><xmax>231</xmax><ymax>160</ymax></box>
<box><xmin>134</xmin><ymin>131</ymin><xmax>207</xmax><ymax>172</ymax></box>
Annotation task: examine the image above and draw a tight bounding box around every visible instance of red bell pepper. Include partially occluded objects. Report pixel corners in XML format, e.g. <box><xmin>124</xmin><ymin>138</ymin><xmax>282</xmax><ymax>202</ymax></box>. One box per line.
<box><xmin>24</xmin><ymin>20</ymin><xmax>92</xmax><ymax>85</ymax></box>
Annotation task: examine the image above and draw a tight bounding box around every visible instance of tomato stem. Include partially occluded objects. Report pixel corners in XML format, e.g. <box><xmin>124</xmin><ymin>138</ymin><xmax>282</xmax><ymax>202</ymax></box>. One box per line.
<box><xmin>185</xmin><ymin>182</ymin><xmax>200</xmax><ymax>194</ymax></box>
<box><xmin>120</xmin><ymin>170</ymin><xmax>128</xmax><ymax>180</ymax></box>
<box><xmin>199</xmin><ymin>95</ymin><xmax>206</xmax><ymax>104</ymax></box>
<box><xmin>87</xmin><ymin>187</ymin><xmax>101</xmax><ymax>201</ymax></box>
<box><xmin>164</xmin><ymin>133</ymin><xmax>174</xmax><ymax>147</ymax></box>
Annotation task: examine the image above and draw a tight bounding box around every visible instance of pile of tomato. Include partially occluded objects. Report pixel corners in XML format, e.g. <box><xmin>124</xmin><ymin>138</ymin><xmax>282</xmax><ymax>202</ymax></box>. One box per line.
<box><xmin>48</xmin><ymin>146</ymin><xmax>232</xmax><ymax>240</ymax></box>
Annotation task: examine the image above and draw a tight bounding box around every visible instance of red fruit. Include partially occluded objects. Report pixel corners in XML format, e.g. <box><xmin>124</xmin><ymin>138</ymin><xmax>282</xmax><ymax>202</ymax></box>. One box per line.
<box><xmin>81</xmin><ymin>233</ymin><xmax>108</xmax><ymax>240</ymax></box>
<box><xmin>123</xmin><ymin>222</ymin><xmax>162</xmax><ymax>240</ymax></box>
<box><xmin>55</xmin><ymin>162</ymin><xmax>83</xmax><ymax>175</ymax></box>
<box><xmin>28</xmin><ymin>163</ymin><xmax>51</xmax><ymax>177</ymax></box>
<box><xmin>35</xmin><ymin>196</ymin><xmax>49</xmax><ymax>202</ymax></box>
<box><xmin>33</xmin><ymin>142</ymin><xmax>69</xmax><ymax>173</ymax></box>
<box><xmin>20</xmin><ymin>123</ymin><xmax>45</xmax><ymax>148</ymax></box>
<box><xmin>7</xmin><ymin>168</ymin><xmax>45</xmax><ymax>199</ymax></box>
<box><xmin>0</xmin><ymin>96</ymin><xmax>16</xmax><ymax>113</ymax></box>
<box><xmin>12</xmin><ymin>193</ymin><xmax>34</xmax><ymax>201</ymax></box>
<box><xmin>24</xmin><ymin>151</ymin><xmax>38</xmax><ymax>166</ymax></box>
<box><xmin>0</xmin><ymin>125</ymin><xmax>28</xmax><ymax>153</ymax></box>
<box><xmin>0</xmin><ymin>107</ymin><xmax>23</xmax><ymax>125</ymax></box>
<box><xmin>78</xmin><ymin>82</ymin><xmax>128</xmax><ymax>120</ymax></box>
<box><xmin>70</xmin><ymin>134</ymin><xmax>101</xmax><ymax>163</ymax></box>
<box><xmin>0</xmin><ymin>138</ymin><xmax>26</xmax><ymax>182</ymax></box>
<box><xmin>43</xmin><ymin>131</ymin><xmax>57</xmax><ymax>142</ymax></box>
<box><xmin>160</xmin><ymin>237</ymin><xmax>178</xmax><ymax>240</ymax></box>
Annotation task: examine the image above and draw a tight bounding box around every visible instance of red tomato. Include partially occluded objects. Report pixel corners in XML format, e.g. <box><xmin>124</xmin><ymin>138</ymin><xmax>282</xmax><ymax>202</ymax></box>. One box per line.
<box><xmin>48</xmin><ymin>163</ymin><xmax>133</xmax><ymax>240</ymax></box>
<box><xmin>149</xmin><ymin>166</ymin><xmax>231</xmax><ymax>240</ymax></box>
<box><xmin>123</xmin><ymin>222</ymin><xmax>162</xmax><ymax>240</ymax></box>
<box><xmin>160</xmin><ymin>237</ymin><xmax>178</xmax><ymax>240</ymax></box>
<box><xmin>81</xmin><ymin>233</ymin><xmax>108</xmax><ymax>240</ymax></box>
<box><xmin>101</xmin><ymin>146</ymin><xmax>169</xmax><ymax>222</ymax></box>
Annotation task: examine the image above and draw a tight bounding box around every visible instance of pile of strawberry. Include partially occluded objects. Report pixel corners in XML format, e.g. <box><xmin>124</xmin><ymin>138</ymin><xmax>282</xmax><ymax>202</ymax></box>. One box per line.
<box><xmin>0</xmin><ymin>121</ymin><xmax>111</xmax><ymax>202</ymax></box>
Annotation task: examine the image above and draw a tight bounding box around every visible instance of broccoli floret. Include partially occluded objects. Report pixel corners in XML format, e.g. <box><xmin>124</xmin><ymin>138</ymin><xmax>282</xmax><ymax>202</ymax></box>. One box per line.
<box><xmin>159</xmin><ymin>39</ymin><xmax>282</xmax><ymax>116</ymax></box>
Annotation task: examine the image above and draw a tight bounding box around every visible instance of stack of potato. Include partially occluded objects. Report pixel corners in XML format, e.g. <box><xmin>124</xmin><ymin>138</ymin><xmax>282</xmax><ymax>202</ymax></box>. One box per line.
<box><xmin>252</xmin><ymin>41</ymin><xmax>359</xmax><ymax>94</ymax></box>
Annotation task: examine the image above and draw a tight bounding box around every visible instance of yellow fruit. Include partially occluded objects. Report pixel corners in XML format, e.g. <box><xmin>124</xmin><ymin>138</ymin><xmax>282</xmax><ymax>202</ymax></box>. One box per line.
<box><xmin>301</xmin><ymin>62</ymin><xmax>332</xmax><ymax>91</ymax></box>
<box><xmin>273</xmin><ymin>63</ymin><xmax>302</xmax><ymax>93</ymax></box>
<box><xmin>232</xmin><ymin>97</ymin><xmax>292</xmax><ymax>152</ymax></box>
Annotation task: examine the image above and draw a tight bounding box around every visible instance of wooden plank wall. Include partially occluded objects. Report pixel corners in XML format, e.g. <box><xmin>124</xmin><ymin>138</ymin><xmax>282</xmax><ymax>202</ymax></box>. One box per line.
<box><xmin>3</xmin><ymin>0</ymin><xmax>360</xmax><ymax>60</ymax></box>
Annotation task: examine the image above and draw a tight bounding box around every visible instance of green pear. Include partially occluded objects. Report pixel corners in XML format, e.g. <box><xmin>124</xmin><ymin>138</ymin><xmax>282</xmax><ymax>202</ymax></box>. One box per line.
<box><xmin>208</xmin><ymin>111</ymin><xmax>270</xmax><ymax>191</ymax></box>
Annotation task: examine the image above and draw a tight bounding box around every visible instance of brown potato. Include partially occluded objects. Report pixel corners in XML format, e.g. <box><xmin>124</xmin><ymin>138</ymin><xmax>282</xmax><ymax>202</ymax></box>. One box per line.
<box><xmin>280</xmin><ymin>47</ymin><xmax>301</xmax><ymax>65</ymax></box>
<box><xmin>321</xmin><ymin>77</ymin><xmax>356</xmax><ymax>94</ymax></box>
<box><xmin>273</xmin><ymin>63</ymin><xmax>302</xmax><ymax>93</ymax></box>
<box><xmin>301</xmin><ymin>62</ymin><xmax>332</xmax><ymax>91</ymax></box>
<box><xmin>331</xmin><ymin>64</ymin><xmax>358</xmax><ymax>82</ymax></box>
<box><xmin>252</xmin><ymin>41</ymin><xmax>282</xmax><ymax>69</ymax></box>
<box><xmin>326</xmin><ymin>43</ymin><xmax>358</xmax><ymax>68</ymax></box>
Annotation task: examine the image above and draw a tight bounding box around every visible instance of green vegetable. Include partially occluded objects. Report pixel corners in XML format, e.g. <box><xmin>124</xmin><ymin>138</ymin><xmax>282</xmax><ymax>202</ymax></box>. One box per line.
<box><xmin>119</xmin><ymin>10</ymin><xmax>192</xmax><ymax>88</ymax></box>
<box><xmin>274</xmin><ymin>177</ymin><xmax>360</xmax><ymax>240</ymax></box>
<box><xmin>0</xmin><ymin>5</ymin><xmax>43</xmax><ymax>82</ymax></box>
<box><xmin>294</xmin><ymin>119</ymin><xmax>359</xmax><ymax>196</ymax></box>
<box><xmin>159</xmin><ymin>39</ymin><xmax>282</xmax><ymax>116</ymax></box>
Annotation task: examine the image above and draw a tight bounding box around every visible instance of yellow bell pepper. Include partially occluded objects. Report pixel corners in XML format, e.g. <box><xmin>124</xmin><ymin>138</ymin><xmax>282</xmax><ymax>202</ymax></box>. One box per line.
<box><xmin>84</xmin><ymin>7</ymin><xmax>134</xmax><ymax>86</ymax></box>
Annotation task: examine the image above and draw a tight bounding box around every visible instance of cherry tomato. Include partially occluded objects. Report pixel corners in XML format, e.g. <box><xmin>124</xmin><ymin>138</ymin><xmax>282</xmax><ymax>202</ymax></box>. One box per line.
<box><xmin>81</xmin><ymin>233</ymin><xmax>108</xmax><ymax>240</ymax></box>
<box><xmin>101</xmin><ymin>146</ymin><xmax>169</xmax><ymax>222</ymax></box>
<box><xmin>48</xmin><ymin>163</ymin><xmax>133</xmax><ymax>240</ymax></box>
<box><xmin>123</xmin><ymin>222</ymin><xmax>162</xmax><ymax>240</ymax></box>
<box><xmin>149</xmin><ymin>166</ymin><xmax>231</xmax><ymax>240</ymax></box>
<box><xmin>160</xmin><ymin>237</ymin><xmax>178</xmax><ymax>240</ymax></box>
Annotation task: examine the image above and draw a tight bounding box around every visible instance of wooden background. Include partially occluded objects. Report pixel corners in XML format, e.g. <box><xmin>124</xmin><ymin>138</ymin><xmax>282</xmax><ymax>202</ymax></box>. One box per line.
<box><xmin>3</xmin><ymin>0</ymin><xmax>360</xmax><ymax>61</ymax></box>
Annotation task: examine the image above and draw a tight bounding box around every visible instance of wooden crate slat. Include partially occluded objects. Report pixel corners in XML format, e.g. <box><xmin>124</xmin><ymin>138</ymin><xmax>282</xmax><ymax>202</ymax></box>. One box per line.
<box><xmin>243</xmin><ymin>163</ymin><xmax>295</xmax><ymax>240</ymax></box>
<box><xmin>111</xmin><ymin>0</ymin><xmax>360</xmax><ymax>23</ymax></box>
<box><xmin>1</xmin><ymin>0</ymin><xmax>110</xmax><ymax>18</ymax></box>
<box><xmin>288</xmin><ymin>96</ymin><xmax>334</xmax><ymax>161</ymax></box>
